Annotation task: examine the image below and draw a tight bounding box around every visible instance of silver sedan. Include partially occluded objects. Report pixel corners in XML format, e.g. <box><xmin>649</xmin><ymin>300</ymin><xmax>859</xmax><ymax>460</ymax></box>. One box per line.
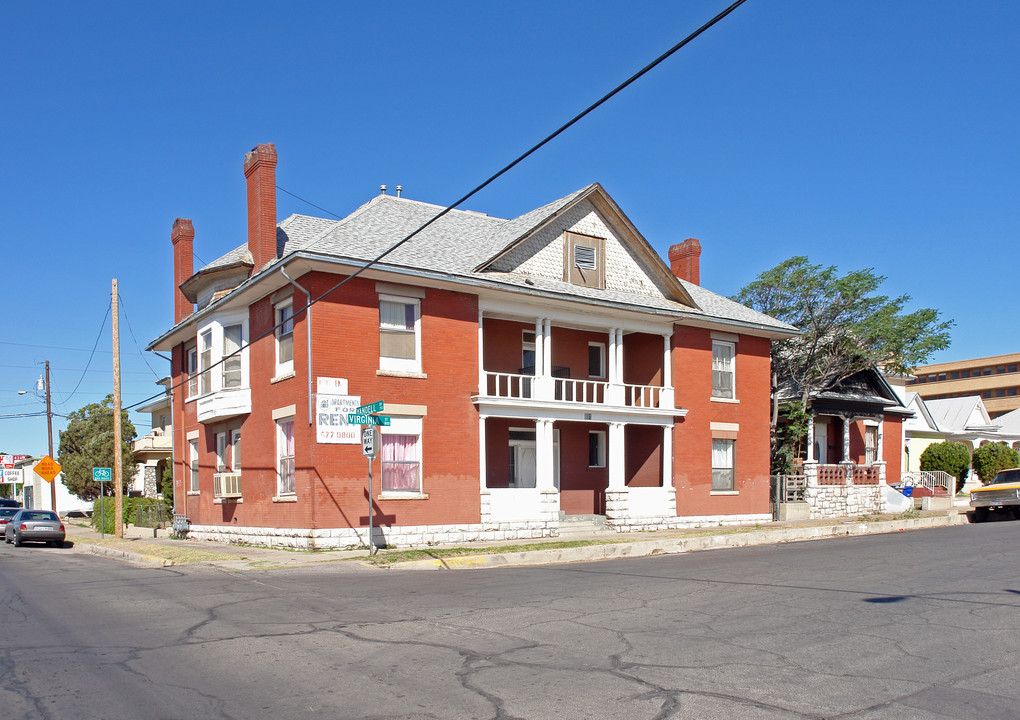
<box><xmin>4</xmin><ymin>510</ymin><xmax>65</xmax><ymax>547</ymax></box>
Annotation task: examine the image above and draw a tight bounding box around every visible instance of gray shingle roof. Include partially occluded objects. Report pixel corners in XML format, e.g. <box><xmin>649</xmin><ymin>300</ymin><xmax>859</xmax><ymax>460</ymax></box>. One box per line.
<box><xmin>193</xmin><ymin>187</ymin><xmax>796</xmax><ymax>333</ymax></box>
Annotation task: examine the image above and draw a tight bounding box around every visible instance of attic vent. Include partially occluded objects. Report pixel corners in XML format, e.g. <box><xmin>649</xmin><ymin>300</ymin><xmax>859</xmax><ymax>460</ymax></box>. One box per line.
<box><xmin>574</xmin><ymin>245</ymin><xmax>596</xmax><ymax>270</ymax></box>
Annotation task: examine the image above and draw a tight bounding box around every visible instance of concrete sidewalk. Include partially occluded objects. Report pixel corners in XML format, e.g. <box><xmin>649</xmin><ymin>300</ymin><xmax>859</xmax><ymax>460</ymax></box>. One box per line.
<box><xmin>61</xmin><ymin>508</ymin><xmax>975</xmax><ymax>571</ymax></box>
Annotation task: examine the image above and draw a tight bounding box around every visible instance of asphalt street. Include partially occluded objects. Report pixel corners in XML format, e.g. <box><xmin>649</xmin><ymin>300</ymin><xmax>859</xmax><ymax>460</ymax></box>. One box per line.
<box><xmin>2</xmin><ymin>520</ymin><xmax>1018</xmax><ymax>719</ymax></box>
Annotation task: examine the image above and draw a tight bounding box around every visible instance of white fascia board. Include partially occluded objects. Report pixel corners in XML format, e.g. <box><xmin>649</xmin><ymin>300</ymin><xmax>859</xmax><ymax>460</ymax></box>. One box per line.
<box><xmin>479</xmin><ymin>295</ymin><xmax>675</xmax><ymax>336</ymax></box>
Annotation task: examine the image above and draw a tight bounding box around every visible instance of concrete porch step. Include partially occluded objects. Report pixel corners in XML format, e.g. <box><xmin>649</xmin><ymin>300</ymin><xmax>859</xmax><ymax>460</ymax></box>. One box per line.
<box><xmin>557</xmin><ymin>514</ymin><xmax>612</xmax><ymax>537</ymax></box>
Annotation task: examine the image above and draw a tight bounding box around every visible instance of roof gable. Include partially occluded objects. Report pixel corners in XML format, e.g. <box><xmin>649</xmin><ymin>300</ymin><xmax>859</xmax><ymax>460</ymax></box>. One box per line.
<box><xmin>476</xmin><ymin>184</ymin><xmax>696</xmax><ymax>307</ymax></box>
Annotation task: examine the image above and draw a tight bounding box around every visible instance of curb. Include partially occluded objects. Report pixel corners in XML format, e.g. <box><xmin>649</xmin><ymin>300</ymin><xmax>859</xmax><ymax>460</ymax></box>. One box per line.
<box><xmin>74</xmin><ymin>542</ymin><xmax>177</xmax><ymax>567</ymax></box>
<box><xmin>388</xmin><ymin>513</ymin><xmax>969</xmax><ymax>570</ymax></box>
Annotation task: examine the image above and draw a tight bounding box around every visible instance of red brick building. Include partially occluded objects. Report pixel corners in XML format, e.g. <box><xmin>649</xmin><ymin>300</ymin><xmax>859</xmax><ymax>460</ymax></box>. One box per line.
<box><xmin>149</xmin><ymin>144</ymin><xmax>796</xmax><ymax>548</ymax></box>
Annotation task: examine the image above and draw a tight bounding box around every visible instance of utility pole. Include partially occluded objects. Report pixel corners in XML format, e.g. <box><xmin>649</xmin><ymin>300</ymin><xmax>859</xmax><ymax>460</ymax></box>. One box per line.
<box><xmin>112</xmin><ymin>279</ymin><xmax>123</xmax><ymax>538</ymax></box>
<box><xmin>45</xmin><ymin>360</ymin><xmax>55</xmax><ymax>515</ymax></box>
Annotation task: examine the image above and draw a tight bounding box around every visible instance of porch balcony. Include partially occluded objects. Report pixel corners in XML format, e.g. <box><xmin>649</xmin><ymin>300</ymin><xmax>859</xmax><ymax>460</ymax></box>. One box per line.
<box><xmin>475</xmin><ymin>316</ymin><xmax>677</xmax><ymax>418</ymax></box>
<box><xmin>482</xmin><ymin>371</ymin><xmax>674</xmax><ymax>411</ymax></box>
<box><xmin>196</xmin><ymin>387</ymin><xmax>251</xmax><ymax>424</ymax></box>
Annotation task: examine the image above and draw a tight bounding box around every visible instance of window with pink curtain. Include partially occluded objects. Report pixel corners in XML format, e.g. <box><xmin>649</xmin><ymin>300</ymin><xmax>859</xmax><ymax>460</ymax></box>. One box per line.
<box><xmin>277</xmin><ymin>419</ymin><xmax>295</xmax><ymax>495</ymax></box>
<box><xmin>381</xmin><ymin>434</ymin><xmax>420</xmax><ymax>492</ymax></box>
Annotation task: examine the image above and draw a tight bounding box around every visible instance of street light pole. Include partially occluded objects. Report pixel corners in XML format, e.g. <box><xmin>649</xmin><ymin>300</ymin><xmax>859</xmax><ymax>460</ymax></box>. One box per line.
<box><xmin>46</xmin><ymin>360</ymin><xmax>56</xmax><ymax>515</ymax></box>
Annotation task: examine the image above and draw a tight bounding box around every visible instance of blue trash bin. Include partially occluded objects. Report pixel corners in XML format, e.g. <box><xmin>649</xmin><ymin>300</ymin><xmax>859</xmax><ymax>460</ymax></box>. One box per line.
<box><xmin>903</xmin><ymin>486</ymin><xmax>913</xmax><ymax>497</ymax></box>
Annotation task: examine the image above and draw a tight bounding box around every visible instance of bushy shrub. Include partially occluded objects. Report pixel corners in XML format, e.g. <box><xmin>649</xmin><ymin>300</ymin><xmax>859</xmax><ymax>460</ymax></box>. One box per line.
<box><xmin>971</xmin><ymin>442</ymin><xmax>1020</xmax><ymax>485</ymax></box>
<box><xmin>920</xmin><ymin>441</ymin><xmax>971</xmax><ymax>493</ymax></box>
<box><xmin>91</xmin><ymin>496</ymin><xmax>169</xmax><ymax>533</ymax></box>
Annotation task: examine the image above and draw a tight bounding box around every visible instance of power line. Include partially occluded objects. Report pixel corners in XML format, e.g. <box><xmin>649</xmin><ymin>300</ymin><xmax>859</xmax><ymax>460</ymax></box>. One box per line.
<box><xmin>119</xmin><ymin>293</ymin><xmax>165</xmax><ymax>380</ymax></box>
<box><xmin>62</xmin><ymin>302</ymin><xmax>111</xmax><ymax>406</ymax></box>
<box><xmin>120</xmin><ymin>0</ymin><xmax>750</xmax><ymax>415</ymax></box>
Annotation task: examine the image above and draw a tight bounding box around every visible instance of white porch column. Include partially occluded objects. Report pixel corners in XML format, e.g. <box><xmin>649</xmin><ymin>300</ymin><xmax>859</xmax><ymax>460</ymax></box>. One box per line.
<box><xmin>662</xmin><ymin>334</ymin><xmax>671</xmax><ymax>387</ymax></box>
<box><xmin>876</xmin><ymin>419</ymin><xmax>884</xmax><ymax>462</ymax></box>
<box><xmin>534</xmin><ymin>318</ymin><xmax>544</xmax><ymax>376</ymax></box>
<box><xmin>536</xmin><ymin>419</ymin><xmax>555</xmax><ymax>492</ymax></box>
<box><xmin>615</xmin><ymin>329</ymin><xmax>624</xmax><ymax>383</ymax></box>
<box><xmin>607</xmin><ymin>328</ymin><xmax>618</xmax><ymax>383</ymax></box>
<box><xmin>662</xmin><ymin>424</ymin><xmax>672</xmax><ymax>487</ymax></box>
<box><xmin>477</xmin><ymin>309</ymin><xmax>485</xmax><ymax>395</ymax></box>
<box><xmin>478</xmin><ymin>415</ymin><xmax>487</xmax><ymax>492</ymax></box>
<box><xmin>841</xmin><ymin>416</ymin><xmax>854</xmax><ymax>485</ymax></box>
<box><xmin>806</xmin><ymin>419</ymin><xmax>816</xmax><ymax>462</ymax></box>
<box><xmin>608</xmin><ymin>422</ymin><xmax>626</xmax><ymax>491</ymax></box>
<box><xmin>542</xmin><ymin>318</ymin><xmax>552</xmax><ymax>376</ymax></box>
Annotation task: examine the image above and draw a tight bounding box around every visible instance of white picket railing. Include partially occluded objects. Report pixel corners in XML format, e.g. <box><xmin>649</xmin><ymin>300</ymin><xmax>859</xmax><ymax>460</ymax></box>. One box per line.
<box><xmin>484</xmin><ymin>372</ymin><xmax>663</xmax><ymax>408</ymax></box>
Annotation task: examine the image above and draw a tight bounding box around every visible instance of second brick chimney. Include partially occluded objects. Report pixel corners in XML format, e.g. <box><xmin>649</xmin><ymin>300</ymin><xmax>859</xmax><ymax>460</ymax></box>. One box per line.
<box><xmin>171</xmin><ymin>218</ymin><xmax>195</xmax><ymax>323</ymax></box>
<box><xmin>668</xmin><ymin>238</ymin><xmax>701</xmax><ymax>285</ymax></box>
<box><xmin>243</xmin><ymin>143</ymin><xmax>278</xmax><ymax>272</ymax></box>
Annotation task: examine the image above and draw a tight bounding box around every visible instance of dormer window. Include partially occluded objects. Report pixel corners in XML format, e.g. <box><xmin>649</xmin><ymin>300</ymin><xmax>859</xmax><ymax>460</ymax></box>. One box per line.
<box><xmin>563</xmin><ymin>232</ymin><xmax>605</xmax><ymax>289</ymax></box>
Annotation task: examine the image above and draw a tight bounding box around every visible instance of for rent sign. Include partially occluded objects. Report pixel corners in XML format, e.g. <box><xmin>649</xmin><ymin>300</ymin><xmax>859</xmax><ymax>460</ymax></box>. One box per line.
<box><xmin>315</xmin><ymin>378</ymin><xmax>360</xmax><ymax>445</ymax></box>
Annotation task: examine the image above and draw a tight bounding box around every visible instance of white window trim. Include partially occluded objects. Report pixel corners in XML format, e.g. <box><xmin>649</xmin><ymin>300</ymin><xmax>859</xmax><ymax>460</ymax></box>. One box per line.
<box><xmin>188</xmin><ymin>439</ymin><xmax>200</xmax><ymax>494</ymax></box>
<box><xmin>274</xmin><ymin>299</ymin><xmax>295</xmax><ymax>379</ymax></box>
<box><xmin>230</xmin><ymin>429</ymin><xmax>242</xmax><ymax>472</ymax></box>
<box><xmin>379</xmin><ymin>294</ymin><xmax>422</xmax><ymax>374</ymax></box>
<box><xmin>589</xmin><ymin>430</ymin><xmax>607</xmax><ymax>468</ymax></box>
<box><xmin>215</xmin><ymin>432</ymin><xmax>227</xmax><ymax>472</ymax></box>
<box><xmin>194</xmin><ymin>314</ymin><xmax>249</xmax><ymax>396</ymax></box>
<box><xmin>186</xmin><ymin>346</ymin><xmax>198</xmax><ymax>400</ymax></box>
<box><xmin>588</xmin><ymin>342</ymin><xmax>606</xmax><ymax>379</ymax></box>
<box><xmin>378</xmin><ymin>416</ymin><xmax>423</xmax><ymax>496</ymax></box>
<box><xmin>711</xmin><ymin>438</ymin><xmax>736</xmax><ymax>492</ymax></box>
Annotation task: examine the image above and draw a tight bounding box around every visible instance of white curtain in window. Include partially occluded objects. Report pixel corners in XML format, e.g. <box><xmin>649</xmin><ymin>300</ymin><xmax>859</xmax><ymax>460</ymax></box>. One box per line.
<box><xmin>381</xmin><ymin>434</ymin><xmax>420</xmax><ymax>491</ymax></box>
<box><xmin>223</xmin><ymin>325</ymin><xmax>243</xmax><ymax>388</ymax></box>
<box><xmin>278</xmin><ymin>420</ymin><xmax>295</xmax><ymax>494</ymax></box>
<box><xmin>380</xmin><ymin>301</ymin><xmax>414</xmax><ymax>330</ymax></box>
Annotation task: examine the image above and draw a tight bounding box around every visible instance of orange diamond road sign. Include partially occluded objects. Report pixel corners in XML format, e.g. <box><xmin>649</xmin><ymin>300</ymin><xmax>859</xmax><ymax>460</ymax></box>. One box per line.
<box><xmin>34</xmin><ymin>455</ymin><xmax>61</xmax><ymax>483</ymax></box>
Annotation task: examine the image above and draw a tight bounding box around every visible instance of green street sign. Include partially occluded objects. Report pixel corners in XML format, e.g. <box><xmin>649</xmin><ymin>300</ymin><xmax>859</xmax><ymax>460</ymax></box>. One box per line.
<box><xmin>355</xmin><ymin>401</ymin><xmax>384</xmax><ymax>415</ymax></box>
<box><xmin>93</xmin><ymin>467</ymin><xmax>112</xmax><ymax>482</ymax></box>
<box><xmin>347</xmin><ymin>413</ymin><xmax>391</xmax><ymax>426</ymax></box>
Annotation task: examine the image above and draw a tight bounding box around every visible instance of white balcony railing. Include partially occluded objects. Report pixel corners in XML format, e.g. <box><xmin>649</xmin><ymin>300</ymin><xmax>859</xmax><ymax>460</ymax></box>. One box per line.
<box><xmin>482</xmin><ymin>371</ymin><xmax>670</xmax><ymax>409</ymax></box>
<box><xmin>213</xmin><ymin>472</ymin><xmax>242</xmax><ymax>498</ymax></box>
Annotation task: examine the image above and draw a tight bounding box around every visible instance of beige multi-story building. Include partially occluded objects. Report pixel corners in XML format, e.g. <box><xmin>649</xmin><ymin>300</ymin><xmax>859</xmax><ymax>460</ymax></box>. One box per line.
<box><xmin>907</xmin><ymin>353</ymin><xmax>1020</xmax><ymax>418</ymax></box>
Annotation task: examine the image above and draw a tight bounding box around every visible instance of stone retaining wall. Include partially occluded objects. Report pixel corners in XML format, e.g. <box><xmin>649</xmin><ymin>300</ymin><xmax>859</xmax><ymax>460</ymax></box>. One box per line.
<box><xmin>804</xmin><ymin>485</ymin><xmax>885</xmax><ymax>519</ymax></box>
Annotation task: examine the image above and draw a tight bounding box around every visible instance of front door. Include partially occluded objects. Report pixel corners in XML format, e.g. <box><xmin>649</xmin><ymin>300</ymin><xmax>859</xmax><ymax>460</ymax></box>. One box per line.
<box><xmin>814</xmin><ymin>421</ymin><xmax>828</xmax><ymax>464</ymax></box>
<box><xmin>510</xmin><ymin>441</ymin><xmax>537</xmax><ymax>488</ymax></box>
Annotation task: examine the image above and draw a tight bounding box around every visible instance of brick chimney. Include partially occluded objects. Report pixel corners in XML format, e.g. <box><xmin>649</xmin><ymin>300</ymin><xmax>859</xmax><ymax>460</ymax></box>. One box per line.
<box><xmin>243</xmin><ymin>143</ymin><xmax>278</xmax><ymax>272</ymax></box>
<box><xmin>668</xmin><ymin>238</ymin><xmax>701</xmax><ymax>285</ymax></box>
<box><xmin>171</xmin><ymin>218</ymin><xmax>195</xmax><ymax>323</ymax></box>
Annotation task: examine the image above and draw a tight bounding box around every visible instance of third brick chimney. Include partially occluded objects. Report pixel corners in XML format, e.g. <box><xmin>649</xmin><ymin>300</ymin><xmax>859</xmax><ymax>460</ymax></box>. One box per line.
<box><xmin>668</xmin><ymin>238</ymin><xmax>701</xmax><ymax>285</ymax></box>
<box><xmin>243</xmin><ymin>143</ymin><xmax>278</xmax><ymax>272</ymax></box>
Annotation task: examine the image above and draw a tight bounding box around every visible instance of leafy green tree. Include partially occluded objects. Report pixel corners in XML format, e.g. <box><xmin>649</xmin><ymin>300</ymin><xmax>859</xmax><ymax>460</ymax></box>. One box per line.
<box><xmin>772</xmin><ymin>402</ymin><xmax>811</xmax><ymax>475</ymax></box>
<box><xmin>919</xmin><ymin>441</ymin><xmax>972</xmax><ymax>493</ymax></box>
<box><xmin>971</xmin><ymin>442</ymin><xmax>1020</xmax><ymax>485</ymax></box>
<box><xmin>735</xmin><ymin>257</ymin><xmax>953</xmax><ymax>465</ymax></box>
<box><xmin>58</xmin><ymin>395</ymin><xmax>136</xmax><ymax>500</ymax></box>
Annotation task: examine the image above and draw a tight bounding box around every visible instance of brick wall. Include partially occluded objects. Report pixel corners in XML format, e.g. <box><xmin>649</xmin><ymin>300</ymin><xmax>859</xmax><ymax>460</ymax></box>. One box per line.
<box><xmin>671</xmin><ymin>327</ymin><xmax>772</xmax><ymax>517</ymax></box>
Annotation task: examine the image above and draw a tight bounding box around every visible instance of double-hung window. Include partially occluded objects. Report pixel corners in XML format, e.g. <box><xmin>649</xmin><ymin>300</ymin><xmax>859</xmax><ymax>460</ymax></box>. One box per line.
<box><xmin>215</xmin><ymin>432</ymin><xmax>227</xmax><ymax>473</ymax></box>
<box><xmin>222</xmin><ymin>324</ymin><xmax>243</xmax><ymax>388</ymax></box>
<box><xmin>276</xmin><ymin>418</ymin><xmax>295</xmax><ymax>496</ymax></box>
<box><xmin>199</xmin><ymin>330</ymin><xmax>213</xmax><ymax>395</ymax></box>
<box><xmin>379</xmin><ymin>296</ymin><xmax>421</xmax><ymax>373</ymax></box>
<box><xmin>712</xmin><ymin>439</ymin><xmax>735</xmax><ymax>491</ymax></box>
<box><xmin>275</xmin><ymin>301</ymin><xmax>294</xmax><ymax>377</ymax></box>
<box><xmin>380</xmin><ymin>417</ymin><xmax>422</xmax><ymax>493</ymax></box>
<box><xmin>712</xmin><ymin>340</ymin><xmax>735</xmax><ymax>399</ymax></box>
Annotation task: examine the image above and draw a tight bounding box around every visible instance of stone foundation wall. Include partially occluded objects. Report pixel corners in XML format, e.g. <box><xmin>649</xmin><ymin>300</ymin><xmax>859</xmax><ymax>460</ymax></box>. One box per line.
<box><xmin>804</xmin><ymin>485</ymin><xmax>885</xmax><ymax>519</ymax></box>
<box><xmin>187</xmin><ymin>520</ymin><xmax>558</xmax><ymax>550</ymax></box>
<box><xmin>609</xmin><ymin>513</ymin><xmax>772</xmax><ymax>533</ymax></box>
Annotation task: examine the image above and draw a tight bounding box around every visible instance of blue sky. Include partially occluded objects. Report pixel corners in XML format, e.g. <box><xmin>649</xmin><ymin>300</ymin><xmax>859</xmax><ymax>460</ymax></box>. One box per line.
<box><xmin>2</xmin><ymin>1</ymin><xmax>1017</xmax><ymax>457</ymax></box>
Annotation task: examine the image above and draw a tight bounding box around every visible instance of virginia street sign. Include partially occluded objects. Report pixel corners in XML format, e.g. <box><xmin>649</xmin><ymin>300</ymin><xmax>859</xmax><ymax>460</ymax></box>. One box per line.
<box><xmin>347</xmin><ymin>413</ymin><xmax>391</xmax><ymax>426</ymax></box>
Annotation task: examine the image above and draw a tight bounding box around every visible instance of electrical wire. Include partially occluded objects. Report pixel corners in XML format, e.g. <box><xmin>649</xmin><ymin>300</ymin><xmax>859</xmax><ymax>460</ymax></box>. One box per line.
<box><xmin>120</xmin><ymin>0</ymin><xmax>750</xmax><ymax>414</ymax></box>
<box><xmin>119</xmin><ymin>293</ymin><xmax>166</xmax><ymax>380</ymax></box>
<box><xmin>62</xmin><ymin>302</ymin><xmax>111</xmax><ymax>406</ymax></box>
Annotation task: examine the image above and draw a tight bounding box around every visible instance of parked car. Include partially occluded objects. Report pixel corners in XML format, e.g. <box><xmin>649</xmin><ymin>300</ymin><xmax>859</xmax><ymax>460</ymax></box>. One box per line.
<box><xmin>969</xmin><ymin>468</ymin><xmax>1020</xmax><ymax>522</ymax></box>
<box><xmin>4</xmin><ymin>510</ymin><xmax>65</xmax><ymax>547</ymax></box>
<box><xmin>0</xmin><ymin>498</ymin><xmax>21</xmax><ymax>508</ymax></box>
<box><xmin>0</xmin><ymin>507</ymin><xmax>18</xmax><ymax>529</ymax></box>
